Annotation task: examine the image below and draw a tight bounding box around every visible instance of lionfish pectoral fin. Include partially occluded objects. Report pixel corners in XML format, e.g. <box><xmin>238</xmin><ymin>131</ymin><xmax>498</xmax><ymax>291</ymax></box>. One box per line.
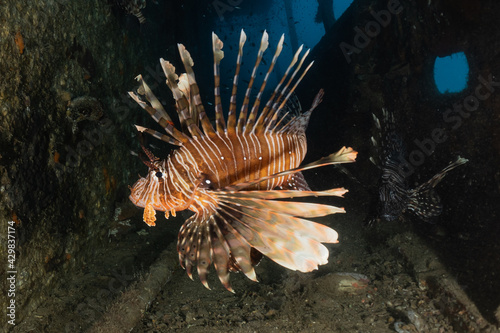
<box><xmin>407</xmin><ymin>156</ymin><xmax>468</xmax><ymax>220</ymax></box>
<box><xmin>210</xmin><ymin>187</ymin><xmax>345</xmax><ymax>274</ymax></box>
<box><xmin>216</xmin><ymin>196</ymin><xmax>339</xmax><ymax>272</ymax></box>
<box><xmin>143</xmin><ymin>203</ymin><xmax>156</xmax><ymax>226</ymax></box>
<box><xmin>177</xmin><ymin>212</ymin><xmax>257</xmax><ymax>292</ymax></box>
<box><xmin>420</xmin><ymin>156</ymin><xmax>468</xmax><ymax>189</ymax></box>
<box><xmin>407</xmin><ymin>187</ymin><xmax>442</xmax><ymax>220</ymax></box>
<box><xmin>175</xmin><ymin>185</ymin><xmax>345</xmax><ymax>291</ymax></box>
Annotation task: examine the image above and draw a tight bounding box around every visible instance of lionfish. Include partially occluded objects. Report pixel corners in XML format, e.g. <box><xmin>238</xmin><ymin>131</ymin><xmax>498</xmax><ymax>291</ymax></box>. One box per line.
<box><xmin>117</xmin><ymin>0</ymin><xmax>147</xmax><ymax>24</ymax></box>
<box><xmin>370</xmin><ymin>108</ymin><xmax>468</xmax><ymax>222</ymax></box>
<box><xmin>128</xmin><ymin>30</ymin><xmax>357</xmax><ymax>292</ymax></box>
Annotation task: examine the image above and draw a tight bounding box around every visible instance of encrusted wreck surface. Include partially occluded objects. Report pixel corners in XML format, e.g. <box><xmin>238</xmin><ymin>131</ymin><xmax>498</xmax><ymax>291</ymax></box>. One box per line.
<box><xmin>0</xmin><ymin>0</ymin><xmax>153</xmax><ymax>329</ymax></box>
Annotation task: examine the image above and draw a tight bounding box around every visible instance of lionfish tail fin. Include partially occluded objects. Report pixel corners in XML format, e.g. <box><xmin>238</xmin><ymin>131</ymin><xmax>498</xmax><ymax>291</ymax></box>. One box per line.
<box><xmin>407</xmin><ymin>156</ymin><xmax>468</xmax><ymax>219</ymax></box>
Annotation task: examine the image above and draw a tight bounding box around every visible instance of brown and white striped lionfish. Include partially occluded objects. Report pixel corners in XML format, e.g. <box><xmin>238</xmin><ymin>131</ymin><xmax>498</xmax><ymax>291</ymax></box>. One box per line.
<box><xmin>128</xmin><ymin>30</ymin><xmax>357</xmax><ymax>292</ymax></box>
<box><xmin>370</xmin><ymin>108</ymin><xmax>468</xmax><ymax>222</ymax></box>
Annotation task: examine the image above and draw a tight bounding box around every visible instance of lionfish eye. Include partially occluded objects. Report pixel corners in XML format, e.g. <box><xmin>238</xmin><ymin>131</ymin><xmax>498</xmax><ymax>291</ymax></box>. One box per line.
<box><xmin>198</xmin><ymin>174</ymin><xmax>214</xmax><ymax>190</ymax></box>
<box><xmin>155</xmin><ymin>171</ymin><xmax>163</xmax><ymax>178</ymax></box>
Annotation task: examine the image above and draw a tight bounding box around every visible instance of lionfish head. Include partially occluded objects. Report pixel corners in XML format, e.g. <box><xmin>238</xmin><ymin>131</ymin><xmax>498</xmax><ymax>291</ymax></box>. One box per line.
<box><xmin>128</xmin><ymin>147</ymin><xmax>175</xmax><ymax>226</ymax></box>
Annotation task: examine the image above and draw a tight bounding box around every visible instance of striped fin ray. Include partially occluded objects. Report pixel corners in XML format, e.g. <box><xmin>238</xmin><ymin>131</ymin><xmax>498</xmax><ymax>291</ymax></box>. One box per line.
<box><xmin>236</xmin><ymin>30</ymin><xmax>269</xmax><ymax>133</ymax></box>
<box><xmin>215</xmin><ymin>198</ymin><xmax>338</xmax><ymax>272</ymax></box>
<box><xmin>252</xmin><ymin>45</ymin><xmax>304</xmax><ymax>134</ymax></box>
<box><xmin>210</xmin><ymin>216</ymin><xmax>234</xmax><ymax>292</ymax></box>
<box><xmin>227</xmin><ymin>29</ymin><xmax>247</xmax><ymax>134</ymax></box>
<box><xmin>265</xmin><ymin>52</ymin><xmax>313</xmax><ymax>133</ymax></box>
<box><xmin>214</xmin><ymin>209</ymin><xmax>258</xmax><ymax>281</ymax></box>
<box><xmin>263</xmin><ymin>48</ymin><xmax>311</xmax><ymax>133</ymax></box>
<box><xmin>273</xmin><ymin>90</ymin><xmax>302</xmax><ymax>132</ymax></box>
<box><xmin>178</xmin><ymin>211</ymin><xmax>259</xmax><ymax>292</ymax></box>
<box><xmin>128</xmin><ymin>75</ymin><xmax>188</xmax><ymax>145</ymax></box>
<box><xmin>180</xmin><ymin>214</ymin><xmax>240</xmax><ymax>292</ymax></box>
<box><xmin>178</xmin><ymin>216</ymin><xmax>229</xmax><ymax>290</ymax></box>
<box><xmin>244</xmin><ymin>34</ymin><xmax>285</xmax><ymax>135</ymax></box>
<box><xmin>277</xmin><ymin>89</ymin><xmax>323</xmax><ymax>135</ymax></box>
<box><xmin>212</xmin><ymin>32</ymin><xmax>226</xmax><ymax>133</ymax></box>
<box><xmin>225</xmin><ymin>146</ymin><xmax>358</xmax><ymax>192</ymax></box>
<box><xmin>414</xmin><ymin>156</ymin><xmax>468</xmax><ymax>190</ymax></box>
<box><xmin>370</xmin><ymin>108</ymin><xmax>397</xmax><ymax>167</ymax></box>
<box><xmin>176</xmin><ymin>44</ymin><xmax>215</xmax><ymax>136</ymax></box>
<box><xmin>407</xmin><ymin>156</ymin><xmax>468</xmax><ymax>220</ymax></box>
<box><xmin>131</xmin><ymin>74</ymin><xmax>173</xmax><ymax>124</ymax></box>
<box><xmin>273</xmin><ymin>89</ymin><xmax>324</xmax><ymax>135</ymax></box>
<box><xmin>160</xmin><ymin>58</ymin><xmax>202</xmax><ymax>138</ymax></box>
<box><xmin>217</xmin><ymin>195</ymin><xmax>346</xmax><ymax>217</ymax></box>
<box><xmin>216</xmin><ymin>187</ymin><xmax>348</xmax><ymax>201</ymax></box>
<box><xmin>134</xmin><ymin>125</ymin><xmax>183</xmax><ymax>146</ymax></box>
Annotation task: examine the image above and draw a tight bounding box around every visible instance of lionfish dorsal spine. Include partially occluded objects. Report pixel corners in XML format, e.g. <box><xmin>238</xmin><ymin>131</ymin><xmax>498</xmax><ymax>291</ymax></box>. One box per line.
<box><xmin>253</xmin><ymin>44</ymin><xmax>304</xmax><ymax>134</ymax></box>
<box><xmin>226</xmin><ymin>29</ymin><xmax>247</xmax><ymax>134</ymax></box>
<box><xmin>279</xmin><ymin>88</ymin><xmax>323</xmax><ymax>135</ymax></box>
<box><xmin>128</xmin><ymin>75</ymin><xmax>187</xmax><ymax>146</ymax></box>
<box><xmin>236</xmin><ymin>30</ymin><xmax>269</xmax><ymax>133</ymax></box>
<box><xmin>271</xmin><ymin>60</ymin><xmax>315</xmax><ymax>134</ymax></box>
<box><xmin>173</xmin><ymin>45</ymin><xmax>210</xmax><ymax>138</ymax></box>
<box><xmin>244</xmin><ymin>33</ymin><xmax>285</xmax><ymax>135</ymax></box>
<box><xmin>266</xmin><ymin>54</ymin><xmax>312</xmax><ymax>133</ymax></box>
<box><xmin>177</xmin><ymin>44</ymin><xmax>216</xmax><ymax>137</ymax></box>
<box><xmin>134</xmin><ymin>74</ymin><xmax>172</xmax><ymax>124</ymax></box>
<box><xmin>159</xmin><ymin>58</ymin><xmax>197</xmax><ymax>136</ymax></box>
<box><xmin>212</xmin><ymin>32</ymin><xmax>226</xmax><ymax>133</ymax></box>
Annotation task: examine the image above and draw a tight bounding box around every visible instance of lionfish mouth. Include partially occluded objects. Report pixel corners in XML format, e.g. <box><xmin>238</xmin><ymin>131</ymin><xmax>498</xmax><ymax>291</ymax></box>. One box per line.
<box><xmin>127</xmin><ymin>29</ymin><xmax>357</xmax><ymax>292</ymax></box>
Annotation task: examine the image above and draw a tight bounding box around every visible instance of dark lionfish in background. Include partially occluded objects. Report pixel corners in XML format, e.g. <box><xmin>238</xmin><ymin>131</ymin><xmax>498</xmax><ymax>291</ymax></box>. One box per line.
<box><xmin>370</xmin><ymin>108</ymin><xmax>468</xmax><ymax>222</ymax></box>
<box><xmin>128</xmin><ymin>30</ymin><xmax>357</xmax><ymax>292</ymax></box>
<box><xmin>116</xmin><ymin>0</ymin><xmax>147</xmax><ymax>24</ymax></box>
